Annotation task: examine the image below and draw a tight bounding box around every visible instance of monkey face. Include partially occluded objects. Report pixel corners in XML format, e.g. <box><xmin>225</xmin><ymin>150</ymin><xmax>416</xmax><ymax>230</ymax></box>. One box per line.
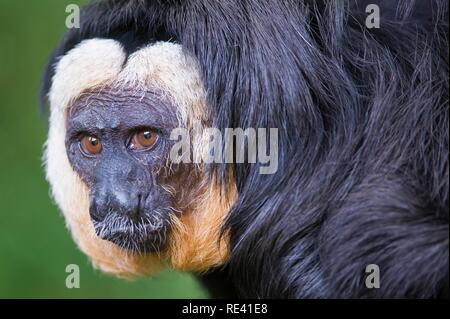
<box><xmin>45</xmin><ymin>39</ymin><xmax>235</xmax><ymax>276</ymax></box>
<box><xmin>65</xmin><ymin>89</ymin><xmax>179</xmax><ymax>253</ymax></box>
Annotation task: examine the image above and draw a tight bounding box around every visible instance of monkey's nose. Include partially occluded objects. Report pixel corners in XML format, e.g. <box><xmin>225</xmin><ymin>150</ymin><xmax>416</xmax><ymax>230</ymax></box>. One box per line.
<box><xmin>89</xmin><ymin>188</ymin><xmax>143</xmax><ymax>222</ymax></box>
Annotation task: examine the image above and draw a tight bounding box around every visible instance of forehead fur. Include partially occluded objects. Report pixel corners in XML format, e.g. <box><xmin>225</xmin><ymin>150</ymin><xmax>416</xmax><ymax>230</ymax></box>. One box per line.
<box><xmin>49</xmin><ymin>38</ymin><xmax>207</xmax><ymax>127</ymax></box>
<box><xmin>49</xmin><ymin>39</ymin><xmax>125</xmax><ymax>114</ymax></box>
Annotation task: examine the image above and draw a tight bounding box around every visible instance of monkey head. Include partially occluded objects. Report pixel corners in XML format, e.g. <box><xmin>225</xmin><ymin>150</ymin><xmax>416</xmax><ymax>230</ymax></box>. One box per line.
<box><xmin>45</xmin><ymin>39</ymin><xmax>236</xmax><ymax>276</ymax></box>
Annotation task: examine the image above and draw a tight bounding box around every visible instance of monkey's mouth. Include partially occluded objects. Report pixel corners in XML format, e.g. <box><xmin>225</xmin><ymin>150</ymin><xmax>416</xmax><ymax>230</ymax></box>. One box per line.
<box><xmin>92</xmin><ymin>212</ymin><xmax>169</xmax><ymax>253</ymax></box>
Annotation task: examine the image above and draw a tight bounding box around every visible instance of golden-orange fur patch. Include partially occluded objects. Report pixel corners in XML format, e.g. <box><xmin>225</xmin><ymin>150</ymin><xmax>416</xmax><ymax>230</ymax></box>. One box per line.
<box><xmin>168</xmin><ymin>176</ymin><xmax>237</xmax><ymax>272</ymax></box>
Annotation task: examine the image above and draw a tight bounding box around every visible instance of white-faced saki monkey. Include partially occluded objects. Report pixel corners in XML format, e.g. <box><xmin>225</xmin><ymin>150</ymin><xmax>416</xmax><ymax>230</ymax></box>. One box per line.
<box><xmin>41</xmin><ymin>0</ymin><xmax>448</xmax><ymax>298</ymax></box>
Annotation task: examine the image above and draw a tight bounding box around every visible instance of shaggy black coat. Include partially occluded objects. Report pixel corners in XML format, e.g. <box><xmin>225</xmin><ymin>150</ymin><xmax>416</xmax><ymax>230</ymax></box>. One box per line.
<box><xmin>41</xmin><ymin>0</ymin><xmax>449</xmax><ymax>298</ymax></box>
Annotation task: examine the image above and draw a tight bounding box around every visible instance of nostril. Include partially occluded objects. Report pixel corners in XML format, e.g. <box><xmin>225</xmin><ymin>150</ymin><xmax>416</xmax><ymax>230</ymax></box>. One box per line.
<box><xmin>89</xmin><ymin>198</ymin><xmax>107</xmax><ymax>222</ymax></box>
<box><xmin>128</xmin><ymin>194</ymin><xmax>142</xmax><ymax>221</ymax></box>
<box><xmin>90</xmin><ymin>186</ymin><xmax>113</xmax><ymax>221</ymax></box>
<box><xmin>137</xmin><ymin>194</ymin><xmax>142</xmax><ymax>215</ymax></box>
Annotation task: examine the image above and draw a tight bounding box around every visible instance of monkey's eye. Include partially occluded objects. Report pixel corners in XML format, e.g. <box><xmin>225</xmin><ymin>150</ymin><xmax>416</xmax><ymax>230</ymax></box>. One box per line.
<box><xmin>80</xmin><ymin>135</ymin><xmax>102</xmax><ymax>155</ymax></box>
<box><xmin>129</xmin><ymin>128</ymin><xmax>158</xmax><ymax>150</ymax></box>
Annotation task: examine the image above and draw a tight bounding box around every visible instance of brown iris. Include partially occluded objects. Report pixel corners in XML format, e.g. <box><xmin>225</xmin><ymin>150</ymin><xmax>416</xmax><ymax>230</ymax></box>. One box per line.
<box><xmin>80</xmin><ymin>135</ymin><xmax>102</xmax><ymax>155</ymax></box>
<box><xmin>130</xmin><ymin>129</ymin><xmax>158</xmax><ymax>150</ymax></box>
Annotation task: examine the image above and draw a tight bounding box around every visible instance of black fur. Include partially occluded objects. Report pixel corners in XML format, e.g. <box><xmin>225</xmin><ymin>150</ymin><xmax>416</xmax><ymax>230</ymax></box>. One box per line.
<box><xmin>41</xmin><ymin>0</ymin><xmax>449</xmax><ymax>298</ymax></box>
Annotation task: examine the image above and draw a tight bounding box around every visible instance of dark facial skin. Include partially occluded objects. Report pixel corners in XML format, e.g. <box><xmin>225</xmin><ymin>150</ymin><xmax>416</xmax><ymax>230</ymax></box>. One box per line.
<box><xmin>65</xmin><ymin>88</ymin><xmax>182</xmax><ymax>253</ymax></box>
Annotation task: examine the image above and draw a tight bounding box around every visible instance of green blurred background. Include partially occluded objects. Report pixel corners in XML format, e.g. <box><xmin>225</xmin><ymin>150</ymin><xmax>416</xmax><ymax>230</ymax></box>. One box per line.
<box><xmin>0</xmin><ymin>0</ymin><xmax>207</xmax><ymax>298</ymax></box>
